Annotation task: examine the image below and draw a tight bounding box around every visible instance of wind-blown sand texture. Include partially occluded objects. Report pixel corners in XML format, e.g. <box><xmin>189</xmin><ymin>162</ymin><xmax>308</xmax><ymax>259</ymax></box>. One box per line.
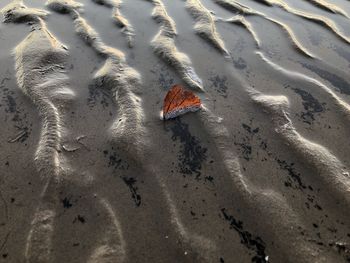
<box><xmin>0</xmin><ymin>0</ymin><xmax>350</xmax><ymax>262</ymax></box>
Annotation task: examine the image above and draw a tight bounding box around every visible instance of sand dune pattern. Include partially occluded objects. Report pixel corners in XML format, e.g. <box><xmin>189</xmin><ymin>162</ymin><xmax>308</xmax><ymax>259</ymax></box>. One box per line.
<box><xmin>1</xmin><ymin>0</ymin><xmax>350</xmax><ymax>262</ymax></box>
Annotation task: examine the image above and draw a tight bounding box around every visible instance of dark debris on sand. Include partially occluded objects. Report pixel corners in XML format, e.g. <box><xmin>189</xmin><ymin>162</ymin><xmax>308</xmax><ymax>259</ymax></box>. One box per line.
<box><xmin>168</xmin><ymin>118</ymin><xmax>207</xmax><ymax>179</ymax></box>
<box><xmin>221</xmin><ymin>208</ymin><xmax>268</xmax><ymax>263</ymax></box>
<box><xmin>301</xmin><ymin>62</ymin><xmax>350</xmax><ymax>95</ymax></box>
<box><xmin>209</xmin><ymin>74</ymin><xmax>228</xmax><ymax>98</ymax></box>
<box><xmin>284</xmin><ymin>84</ymin><xmax>326</xmax><ymax>124</ymax></box>
<box><xmin>1</xmin><ymin>76</ymin><xmax>31</xmax><ymax>143</ymax></box>
<box><xmin>122</xmin><ymin>176</ymin><xmax>141</xmax><ymax>207</ymax></box>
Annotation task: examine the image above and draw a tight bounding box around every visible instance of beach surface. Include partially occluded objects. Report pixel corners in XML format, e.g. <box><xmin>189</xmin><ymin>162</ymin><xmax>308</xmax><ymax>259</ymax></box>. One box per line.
<box><xmin>0</xmin><ymin>0</ymin><xmax>350</xmax><ymax>262</ymax></box>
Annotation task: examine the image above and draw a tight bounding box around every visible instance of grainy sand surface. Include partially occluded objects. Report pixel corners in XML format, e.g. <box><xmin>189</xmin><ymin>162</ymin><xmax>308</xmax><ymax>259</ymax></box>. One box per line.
<box><xmin>0</xmin><ymin>0</ymin><xmax>350</xmax><ymax>262</ymax></box>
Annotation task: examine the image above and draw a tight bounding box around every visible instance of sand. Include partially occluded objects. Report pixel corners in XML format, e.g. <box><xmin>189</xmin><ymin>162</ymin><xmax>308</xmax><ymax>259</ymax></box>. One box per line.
<box><xmin>0</xmin><ymin>0</ymin><xmax>350</xmax><ymax>262</ymax></box>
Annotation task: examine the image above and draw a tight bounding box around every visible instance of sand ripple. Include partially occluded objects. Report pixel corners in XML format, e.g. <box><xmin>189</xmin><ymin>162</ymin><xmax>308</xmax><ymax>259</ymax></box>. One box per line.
<box><xmin>1</xmin><ymin>0</ymin><xmax>350</xmax><ymax>262</ymax></box>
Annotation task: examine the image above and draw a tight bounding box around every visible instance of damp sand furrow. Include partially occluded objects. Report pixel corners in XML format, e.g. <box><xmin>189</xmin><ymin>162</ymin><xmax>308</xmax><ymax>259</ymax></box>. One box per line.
<box><xmin>46</xmin><ymin>1</ymin><xmax>145</xmax><ymax>261</ymax></box>
<box><xmin>251</xmin><ymin>91</ymin><xmax>350</xmax><ymax>209</ymax></box>
<box><xmin>213</xmin><ymin>0</ymin><xmax>257</xmax><ymax>15</ymax></box>
<box><xmin>184</xmin><ymin>0</ymin><xmax>229</xmax><ymax>55</ymax></box>
<box><xmin>1</xmin><ymin>1</ymin><xmax>75</xmax><ymax>261</ymax></box>
<box><xmin>147</xmin><ymin>8</ymin><xmax>337</xmax><ymax>257</ymax></box>
<box><xmin>48</xmin><ymin>2</ymin><xmax>218</xmax><ymax>260</ymax></box>
<box><xmin>213</xmin><ymin>0</ymin><xmax>316</xmax><ymax>58</ymax></box>
<box><xmin>87</xmin><ymin>198</ymin><xmax>127</xmax><ymax>263</ymax></box>
<box><xmin>160</xmin><ymin>184</ymin><xmax>218</xmax><ymax>261</ymax></box>
<box><xmin>262</xmin><ymin>16</ymin><xmax>316</xmax><ymax>58</ymax></box>
<box><xmin>2</xmin><ymin>0</ymin><xmax>49</xmax><ymax>23</ymax></box>
<box><xmin>251</xmin><ymin>0</ymin><xmax>350</xmax><ymax>44</ymax></box>
<box><xmin>47</xmin><ymin>0</ymin><xmax>146</xmax><ymax>161</ymax></box>
<box><xmin>303</xmin><ymin>0</ymin><xmax>349</xmax><ymax>18</ymax></box>
<box><xmin>197</xmin><ymin>107</ymin><xmax>336</xmax><ymax>262</ymax></box>
<box><xmin>224</xmin><ymin>15</ymin><xmax>261</xmax><ymax>48</ymax></box>
<box><xmin>146</xmin><ymin>0</ymin><xmax>204</xmax><ymax>92</ymax></box>
<box><xmin>90</xmin><ymin>0</ymin><xmax>135</xmax><ymax>48</ymax></box>
<box><xmin>256</xmin><ymin>51</ymin><xmax>350</xmax><ymax>117</ymax></box>
<box><xmin>1</xmin><ymin>0</ymin><xmax>350</xmax><ymax>262</ymax></box>
<box><xmin>151</xmin><ymin>2</ymin><xmax>343</xmax><ymax>259</ymax></box>
<box><xmin>182</xmin><ymin>6</ymin><xmax>350</xmax><ymax>257</ymax></box>
<box><xmin>47</xmin><ymin>5</ymin><xmax>216</xmax><ymax>260</ymax></box>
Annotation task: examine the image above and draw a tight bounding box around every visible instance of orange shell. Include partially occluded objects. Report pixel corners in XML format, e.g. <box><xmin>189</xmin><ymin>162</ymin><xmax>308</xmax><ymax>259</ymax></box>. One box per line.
<box><xmin>163</xmin><ymin>84</ymin><xmax>201</xmax><ymax>120</ymax></box>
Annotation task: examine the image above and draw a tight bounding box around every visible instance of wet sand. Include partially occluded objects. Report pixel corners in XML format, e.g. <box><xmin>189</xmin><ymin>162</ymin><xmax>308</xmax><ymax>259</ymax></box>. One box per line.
<box><xmin>0</xmin><ymin>0</ymin><xmax>350</xmax><ymax>262</ymax></box>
